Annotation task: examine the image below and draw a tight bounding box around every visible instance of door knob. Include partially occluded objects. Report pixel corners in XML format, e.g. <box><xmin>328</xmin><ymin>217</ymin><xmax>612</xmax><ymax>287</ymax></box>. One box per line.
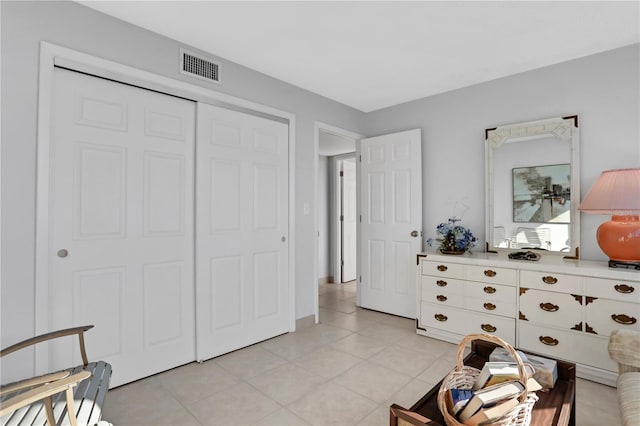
<box><xmin>411</xmin><ymin>230</ymin><xmax>419</xmax><ymax>237</ymax></box>
<box><xmin>57</xmin><ymin>249</ymin><xmax>69</xmax><ymax>258</ymax></box>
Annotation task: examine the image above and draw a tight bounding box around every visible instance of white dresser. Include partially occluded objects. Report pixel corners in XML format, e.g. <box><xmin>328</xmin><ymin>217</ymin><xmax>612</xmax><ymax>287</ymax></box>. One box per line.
<box><xmin>416</xmin><ymin>252</ymin><xmax>640</xmax><ymax>385</ymax></box>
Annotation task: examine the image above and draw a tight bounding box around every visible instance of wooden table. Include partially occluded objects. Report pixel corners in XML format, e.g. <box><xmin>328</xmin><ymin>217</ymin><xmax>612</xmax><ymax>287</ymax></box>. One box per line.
<box><xmin>390</xmin><ymin>340</ymin><xmax>576</xmax><ymax>426</ymax></box>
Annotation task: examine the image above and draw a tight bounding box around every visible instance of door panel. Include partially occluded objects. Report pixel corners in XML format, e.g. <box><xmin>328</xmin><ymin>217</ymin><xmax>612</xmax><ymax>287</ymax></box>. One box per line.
<box><xmin>73</xmin><ymin>268</ymin><xmax>124</xmax><ymax>359</ymax></box>
<box><xmin>211</xmin><ymin>256</ymin><xmax>243</xmax><ymax>330</ymax></box>
<box><xmin>143</xmin><ymin>153</ymin><xmax>185</xmax><ymax>235</ymax></box>
<box><xmin>143</xmin><ymin>262</ymin><xmax>184</xmax><ymax>346</ymax></box>
<box><xmin>196</xmin><ymin>103</ymin><xmax>289</xmax><ymax>361</ymax></box>
<box><xmin>211</xmin><ymin>159</ymin><xmax>242</xmax><ymax>231</ymax></box>
<box><xmin>254</xmin><ymin>251</ymin><xmax>280</xmax><ymax>318</ymax></box>
<box><xmin>393</xmin><ymin>241</ymin><xmax>411</xmax><ymax>294</ymax></box>
<box><xmin>49</xmin><ymin>68</ymin><xmax>196</xmax><ymax>387</ymax></box>
<box><xmin>254</xmin><ymin>164</ymin><xmax>280</xmax><ymax>229</ymax></box>
<box><xmin>359</xmin><ymin>129</ymin><xmax>422</xmax><ymax>318</ymax></box>
<box><xmin>74</xmin><ymin>144</ymin><xmax>126</xmax><ymax>239</ymax></box>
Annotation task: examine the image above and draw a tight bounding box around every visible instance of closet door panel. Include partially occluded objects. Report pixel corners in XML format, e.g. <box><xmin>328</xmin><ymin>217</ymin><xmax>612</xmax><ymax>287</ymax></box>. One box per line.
<box><xmin>196</xmin><ymin>103</ymin><xmax>289</xmax><ymax>361</ymax></box>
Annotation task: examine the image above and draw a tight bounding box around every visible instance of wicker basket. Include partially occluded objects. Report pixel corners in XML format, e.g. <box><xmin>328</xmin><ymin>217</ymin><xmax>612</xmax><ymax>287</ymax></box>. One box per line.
<box><xmin>436</xmin><ymin>334</ymin><xmax>539</xmax><ymax>426</ymax></box>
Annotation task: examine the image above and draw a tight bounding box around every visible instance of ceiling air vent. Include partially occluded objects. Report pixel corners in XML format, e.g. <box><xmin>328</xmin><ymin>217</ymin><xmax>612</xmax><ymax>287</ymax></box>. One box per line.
<box><xmin>180</xmin><ymin>49</ymin><xmax>221</xmax><ymax>84</ymax></box>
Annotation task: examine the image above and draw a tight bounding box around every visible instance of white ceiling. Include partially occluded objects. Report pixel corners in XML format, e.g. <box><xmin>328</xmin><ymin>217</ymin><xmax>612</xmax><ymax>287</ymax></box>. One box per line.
<box><xmin>78</xmin><ymin>1</ymin><xmax>639</xmax><ymax>112</ymax></box>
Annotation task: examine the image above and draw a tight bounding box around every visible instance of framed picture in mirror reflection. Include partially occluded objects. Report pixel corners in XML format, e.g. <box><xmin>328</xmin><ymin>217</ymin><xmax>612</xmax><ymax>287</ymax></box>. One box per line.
<box><xmin>512</xmin><ymin>163</ymin><xmax>571</xmax><ymax>223</ymax></box>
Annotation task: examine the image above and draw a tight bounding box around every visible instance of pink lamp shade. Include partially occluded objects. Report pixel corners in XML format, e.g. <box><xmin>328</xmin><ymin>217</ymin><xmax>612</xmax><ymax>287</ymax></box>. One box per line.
<box><xmin>579</xmin><ymin>168</ymin><xmax>640</xmax><ymax>264</ymax></box>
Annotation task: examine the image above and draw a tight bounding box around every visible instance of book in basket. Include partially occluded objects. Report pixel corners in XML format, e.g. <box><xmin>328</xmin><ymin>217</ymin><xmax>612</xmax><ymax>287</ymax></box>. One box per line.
<box><xmin>489</xmin><ymin>347</ymin><xmax>558</xmax><ymax>389</ymax></box>
<box><xmin>445</xmin><ymin>388</ymin><xmax>475</xmax><ymax>417</ymax></box>
<box><xmin>472</xmin><ymin>361</ymin><xmax>535</xmax><ymax>389</ymax></box>
<box><xmin>458</xmin><ymin>380</ymin><xmax>526</xmax><ymax>422</ymax></box>
<box><xmin>461</xmin><ymin>397</ymin><xmax>520</xmax><ymax>426</ymax></box>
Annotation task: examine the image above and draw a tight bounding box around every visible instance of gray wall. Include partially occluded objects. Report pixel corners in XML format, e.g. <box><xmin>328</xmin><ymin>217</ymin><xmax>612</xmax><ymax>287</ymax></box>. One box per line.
<box><xmin>1</xmin><ymin>1</ymin><xmax>365</xmax><ymax>381</ymax></box>
<box><xmin>363</xmin><ymin>44</ymin><xmax>640</xmax><ymax>261</ymax></box>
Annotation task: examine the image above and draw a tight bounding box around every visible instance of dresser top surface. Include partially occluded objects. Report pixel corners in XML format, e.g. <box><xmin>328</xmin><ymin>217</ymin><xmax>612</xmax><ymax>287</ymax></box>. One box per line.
<box><xmin>419</xmin><ymin>251</ymin><xmax>640</xmax><ymax>281</ymax></box>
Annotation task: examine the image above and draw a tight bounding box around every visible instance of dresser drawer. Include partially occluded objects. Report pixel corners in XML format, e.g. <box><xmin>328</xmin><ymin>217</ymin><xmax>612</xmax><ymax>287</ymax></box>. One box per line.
<box><xmin>466</xmin><ymin>265</ymin><xmax>516</xmax><ymax>286</ymax></box>
<box><xmin>466</xmin><ymin>297</ymin><xmax>516</xmax><ymax>317</ymax></box>
<box><xmin>421</xmin><ymin>261</ymin><xmax>465</xmax><ymax>279</ymax></box>
<box><xmin>518</xmin><ymin>322</ymin><xmax>616</xmax><ymax>372</ymax></box>
<box><xmin>519</xmin><ymin>288</ymin><xmax>582</xmax><ymax>330</ymax></box>
<box><xmin>422</xmin><ymin>288</ymin><xmax>466</xmax><ymax>309</ymax></box>
<box><xmin>466</xmin><ymin>282</ymin><xmax>516</xmax><ymax>303</ymax></box>
<box><xmin>520</xmin><ymin>270</ymin><xmax>583</xmax><ymax>294</ymax></box>
<box><xmin>584</xmin><ymin>277</ymin><xmax>640</xmax><ymax>303</ymax></box>
<box><xmin>420</xmin><ymin>302</ymin><xmax>515</xmax><ymax>344</ymax></box>
<box><xmin>421</xmin><ymin>275</ymin><xmax>465</xmax><ymax>297</ymax></box>
<box><xmin>585</xmin><ymin>298</ymin><xmax>640</xmax><ymax>336</ymax></box>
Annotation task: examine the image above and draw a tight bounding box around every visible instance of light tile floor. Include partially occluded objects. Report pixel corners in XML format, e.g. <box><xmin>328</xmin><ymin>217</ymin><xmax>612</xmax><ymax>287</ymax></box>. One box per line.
<box><xmin>103</xmin><ymin>281</ymin><xmax>621</xmax><ymax>425</ymax></box>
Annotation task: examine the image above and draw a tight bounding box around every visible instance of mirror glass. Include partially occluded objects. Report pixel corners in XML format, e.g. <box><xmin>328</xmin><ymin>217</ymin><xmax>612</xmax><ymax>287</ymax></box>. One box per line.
<box><xmin>486</xmin><ymin>117</ymin><xmax>579</xmax><ymax>257</ymax></box>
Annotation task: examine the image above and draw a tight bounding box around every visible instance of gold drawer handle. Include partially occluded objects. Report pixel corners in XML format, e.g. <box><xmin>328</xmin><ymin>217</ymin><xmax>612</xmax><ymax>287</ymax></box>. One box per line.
<box><xmin>481</xmin><ymin>324</ymin><xmax>496</xmax><ymax>333</ymax></box>
<box><xmin>437</xmin><ymin>265</ymin><xmax>448</xmax><ymax>272</ymax></box>
<box><xmin>539</xmin><ymin>336</ymin><xmax>559</xmax><ymax>346</ymax></box>
<box><xmin>612</xmin><ymin>314</ymin><xmax>637</xmax><ymax>325</ymax></box>
<box><xmin>435</xmin><ymin>314</ymin><xmax>448</xmax><ymax>322</ymax></box>
<box><xmin>484</xmin><ymin>269</ymin><xmax>497</xmax><ymax>277</ymax></box>
<box><xmin>483</xmin><ymin>302</ymin><xmax>496</xmax><ymax>311</ymax></box>
<box><xmin>484</xmin><ymin>286</ymin><xmax>496</xmax><ymax>294</ymax></box>
<box><xmin>436</xmin><ymin>280</ymin><xmax>447</xmax><ymax>287</ymax></box>
<box><xmin>539</xmin><ymin>302</ymin><xmax>559</xmax><ymax>312</ymax></box>
<box><xmin>615</xmin><ymin>284</ymin><xmax>635</xmax><ymax>294</ymax></box>
<box><xmin>436</xmin><ymin>295</ymin><xmax>447</xmax><ymax>302</ymax></box>
<box><xmin>542</xmin><ymin>276</ymin><xmax>558</xmax><ymax>284</ymax></box>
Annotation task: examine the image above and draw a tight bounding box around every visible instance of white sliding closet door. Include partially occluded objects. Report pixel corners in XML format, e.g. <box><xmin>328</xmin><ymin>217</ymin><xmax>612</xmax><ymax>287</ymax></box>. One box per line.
<box><xmin>196</xmin><ymin>103</ymin><xmax>289</xmax><ymax>361</ymax></box>
<box><xmin>48</xmin><ymin>68</ymin><xmax>196</xmax><ymax>387</ymax></box>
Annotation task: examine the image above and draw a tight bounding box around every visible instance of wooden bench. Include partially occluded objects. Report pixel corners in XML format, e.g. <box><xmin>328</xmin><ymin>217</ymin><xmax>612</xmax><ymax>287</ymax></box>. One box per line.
<box><xmin>0</xmin><ymin>325</ymin><xmax>112</xmax><ymax>426</ymax></box>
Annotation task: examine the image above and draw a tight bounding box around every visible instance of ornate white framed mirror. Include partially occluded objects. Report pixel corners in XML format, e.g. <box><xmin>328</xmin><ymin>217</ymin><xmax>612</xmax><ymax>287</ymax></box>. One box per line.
<box><xmin>485</xmin><ymin>116</ymin><xmax>580</xmax><ymax>258</ymax></box>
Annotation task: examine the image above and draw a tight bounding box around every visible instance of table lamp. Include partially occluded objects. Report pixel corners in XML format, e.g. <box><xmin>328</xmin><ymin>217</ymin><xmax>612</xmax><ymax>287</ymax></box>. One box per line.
<box><xmin>579</xmin><ymin>168</ymin><xmax>640</xmax><ymax>268</ymax></box>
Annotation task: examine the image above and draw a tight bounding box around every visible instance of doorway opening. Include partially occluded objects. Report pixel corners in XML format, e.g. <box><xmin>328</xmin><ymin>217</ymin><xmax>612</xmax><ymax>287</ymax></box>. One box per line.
<box><xmin>314</xmin><ymin>123</ymin><xmax>363</xmax><ymax>323</ymax></box>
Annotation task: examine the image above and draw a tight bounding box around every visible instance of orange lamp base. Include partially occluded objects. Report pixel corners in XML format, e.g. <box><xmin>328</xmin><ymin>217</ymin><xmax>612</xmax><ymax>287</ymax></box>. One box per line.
<box><xmin>596</xmin><ymin>215</ymin><xmax>640</xmax><ymax>262</ymax></box>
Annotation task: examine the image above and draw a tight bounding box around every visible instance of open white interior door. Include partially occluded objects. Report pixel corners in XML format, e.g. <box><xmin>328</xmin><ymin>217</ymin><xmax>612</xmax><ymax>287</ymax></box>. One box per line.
<box><xmin>358</xmin><ymin>129</ymin><xmax>422</xmax><ymax>318</ymax></box>
<box><xmin>195</xmin><ymin>103</ymin><xmax>289</xmax><ymax>361</ymax></box>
